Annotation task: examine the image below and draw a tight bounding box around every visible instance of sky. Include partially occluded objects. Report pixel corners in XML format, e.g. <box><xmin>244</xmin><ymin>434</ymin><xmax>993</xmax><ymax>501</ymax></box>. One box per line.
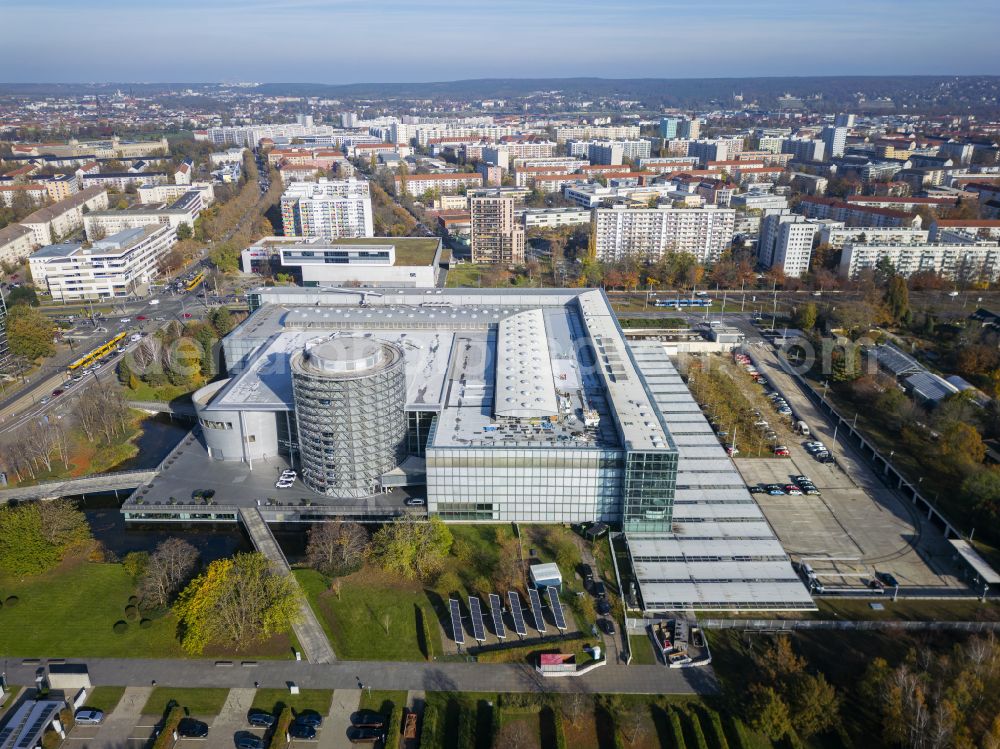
<box><xmin>2</xmin><ymin>0</ymin><xmax>999</xmax><ymax>83</ymax></box>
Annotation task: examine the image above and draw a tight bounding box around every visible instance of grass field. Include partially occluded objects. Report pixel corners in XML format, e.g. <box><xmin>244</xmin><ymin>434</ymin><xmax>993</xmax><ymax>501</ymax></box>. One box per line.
<box><xmin>143</xmin><ymin>688</ymin><xmax>230</xmax><ymax>717</ymax></box>
<box><xmin>444</xmin><ymin>264</ymin><xmax>484</xmax><ymax>288</ymax></box>
<box><xmin>0</xmin><ymin>560</ymin><xmax>184</xmax><ymax>658</ymax></box>
<box><xmin>628</xmin><ymin>634</ymin><xmax>659</xmax><ymax>665</ymax></box>
<box><xmin>250</xmin><ymin>689</ymin><xmax>333</xmax><ymax>716</ymax></box>
<box><xmin>84</xmin><ymin>686</ymin><xmax>126</xmax><ymax>714</ymax></box>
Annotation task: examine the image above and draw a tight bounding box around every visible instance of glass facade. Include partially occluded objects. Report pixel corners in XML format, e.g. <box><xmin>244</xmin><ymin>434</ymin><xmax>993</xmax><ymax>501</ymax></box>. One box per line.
<box><xmin>291</xmin><ymin>342</ymin><xmax>407</xmax><ymax>498</ymax></box>
<box><xmin>427</xmin><ymin>426</ymin><xmax>623</xmax><ymax>523</ymax></box>
<box><xmin>622</xmin><ymin>450</ymin><xmax>678</xmax><ymax>532</ymax></box>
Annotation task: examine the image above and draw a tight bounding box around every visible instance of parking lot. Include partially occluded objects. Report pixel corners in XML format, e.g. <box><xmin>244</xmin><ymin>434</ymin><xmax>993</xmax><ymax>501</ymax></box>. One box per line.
<box><xmin>733</xmin><ymin>341</ymin><xmax>968</xmax><ymax>593</ymax></box>
<box><xmin>62</xmin><ymin>686</ymin><xmax>366</xmax><ymax>749</ymax></box>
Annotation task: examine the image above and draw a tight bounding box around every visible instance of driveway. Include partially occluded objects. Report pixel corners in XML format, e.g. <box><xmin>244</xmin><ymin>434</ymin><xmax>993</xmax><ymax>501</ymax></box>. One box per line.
<box><xmin>64</xmin><ymin>686</ymin><xmax>153</xmax><ymax>749</ymax></box>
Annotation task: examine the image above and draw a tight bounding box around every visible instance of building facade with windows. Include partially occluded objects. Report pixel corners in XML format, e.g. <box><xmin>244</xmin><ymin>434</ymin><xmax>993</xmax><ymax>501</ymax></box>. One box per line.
<box><xmin>280</xmin><ymin>178</ymin><xmax>374</xmax><ymax>239</ymax></box>
<box><xmin>593</xmin><ymin>205</ymin><xmax>736</xmax><ymax>263</ymax></box>
<box><xmin>470</xmin><ymin>196</ymin><xmax>525</xmax><ymax>264</ymax></box>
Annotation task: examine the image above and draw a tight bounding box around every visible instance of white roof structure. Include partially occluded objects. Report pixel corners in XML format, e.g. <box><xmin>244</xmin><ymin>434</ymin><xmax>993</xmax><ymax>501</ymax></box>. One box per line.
<box><xmin>494</xmin><ymin>309</ymin><xmax>558</xmax><ymax>418</ymax></box>
<box><xmin>950</xmin><ymin>539</ymin><xmax>1000</xmax><ymax>585</ymax></box>
<box><xmin>626</xmin><ymin>340</ymin><xmax>816</xmax><ymax>612</ymax></box>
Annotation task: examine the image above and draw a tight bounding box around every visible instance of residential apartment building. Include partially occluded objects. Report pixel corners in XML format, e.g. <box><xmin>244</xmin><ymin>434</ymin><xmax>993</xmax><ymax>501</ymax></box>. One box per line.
<box><xmin>930</xmin><ymin>219</ymin><xmax>1000</xmax><ymax>242</ymax></box>
<box><xmin>29</xmin><ymin>224</ymin><xmax>177</xmax><ymax>301</ymax></box>
<box><xmin>521</xmin><ymin>207</ymin><xmax>592</xmax><ymax>229</ymax></box>
<box><xmin>0</xmin><ymin>224</ymin><xmax>35</xmax><ymax>265</ymax></box>
<box><xmin>82</xmin><ymin>172</ymin><xmax>169</xmax><ymax>191</ymax></box>
<box><xmin>758</xmin><ymin>213</ymin><xmax>818</xmax><ymax>278</ymax></box>
<box><xmin>84</xmin><ymin>191</ymin><xmax>204</xmax><ymax>239</ymax></box>
<box><xmin>470</xmin><ymin>196</ymin><xmax>525</xmax><ymax>264</ymax></box>
<box><xmin>554</xmin><ymin>125</ymin><xmax>640</xmax><ymax>142</ymax></box>
<box><xmin>38</xmin><ymin>174</ymin><xmax>79</xmax><ymax>202</ymax></box>
<box><xmin>593</xmin><ymin>206</ymin><xmax>736</xmax><ymax>263</ymax></box>
<box><xmin>210</xmin><ymin>148</ymin><xmax>246</xmax><ymax>166</ymax></box>
<box><xmin>137</xmin><ymin>182</ymin><xmax>215</xmax><ymax>206</ymax></box>
<box><xmin>280</xmin><ymin>179</ymin><xmax>374</xmax><ymax>238</ymax></box>
<box><xmin>839</xmin><ymin>241</ymin><xmax>1000</xmax><ymax>282</ymax></box>
<box><xmin>0</xmin><ymin>184</ymin><xmax>48</xmax><ymax>208</ymax></box>
<box><xmin>796</xmin><ymin>196</ymin><xmax>921</xmax><ymax>229</ymax></box>
<box><xmin>782</xmin><ymin>138</ymin><xmax>826</xmax><ymax>162</ymax></box>
<box><xmin>821</xmin><ymin>126</ymin><xmax>848</xmax><ymax>159</ymax></box>
<box><xmin>19</xmin><ymin>186</ymin><xmax>109</xmax><ymax>246</ymax></box>
<box><xmin>816</xmin><ymin>221</ymin><xmax>930</xmax><ymax>249</ymax></box>
<box><xmin>394</xmin><ymin>172</ymin><xmax>483</xmax><ymax>198</ymax></box>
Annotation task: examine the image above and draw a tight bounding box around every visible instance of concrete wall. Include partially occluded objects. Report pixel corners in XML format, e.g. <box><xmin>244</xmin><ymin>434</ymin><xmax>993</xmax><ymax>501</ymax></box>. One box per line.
<box><xmin>193</xmin><ymin>380</ymin><xmax>281</xmax><ymax>462</ymax></box>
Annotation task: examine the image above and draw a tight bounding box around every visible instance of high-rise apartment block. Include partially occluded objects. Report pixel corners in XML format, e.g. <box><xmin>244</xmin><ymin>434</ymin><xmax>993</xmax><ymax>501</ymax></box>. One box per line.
<box><xmin>758</xmin><ymin>212</ymin><xmax>818</xmax><ymax>278</ymax></box>
<box><xmin>470</xmin><ymin>196</ymin><xmax>525</xmax><ymax>264</ymax></box>
<box><xmin>280</xmin><ymin>178</ymin><xmax>374</xmax><ymax>238</ymax></box>
<box><xmin>592</xmin><ymin>206</ymin><xmax>735</xmax><ymax>264</ymax></box>
<box><xmin>821</xmin><ymin>126</ymin><xmax>848</xmax><ymax>159</ymax></box>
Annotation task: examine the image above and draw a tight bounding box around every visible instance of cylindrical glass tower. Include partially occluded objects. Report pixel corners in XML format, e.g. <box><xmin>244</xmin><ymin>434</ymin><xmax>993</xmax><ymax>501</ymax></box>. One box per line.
<box><xmin>291</xmin><ymin>336</ymin><xmax>406</xmax><ymax>497</ymax></box>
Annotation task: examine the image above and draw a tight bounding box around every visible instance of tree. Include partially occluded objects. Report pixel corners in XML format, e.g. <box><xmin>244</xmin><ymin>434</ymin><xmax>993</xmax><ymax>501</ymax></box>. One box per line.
<box><xmin>6</xmin><ymin>285</ymin><xmax>39</xmax><ymax>307</ymax></box>
<box><xmin>122</xmin><ymin>550</ymin><xmax>149</xmax><ymax>580</ymax></box>
<box><xmin>367</xmin><ymin>517</ymin><xmax>453</xmax><ymax>582</ymax></box>
<box><xmin>746</xmin><ymin>685</ymin><xmax>792</xmax><ymax>741</ymax></box>
<box><xmin>795</xmin><ymin>302</ymin><xmax>818</xmax><ymax>331</ymax></box>
<box><xmin>6</xmin><ymin>304</ymin><xmax>56</xmax><ymax>360</ymax></box>
<box><xmin>175</xmin><ymin>222</ymin><xmax>193</xmax><ymax>241</ymax></box>
<box><xmin>173</xmin><ymin>551</ymin><xmax>299</xmax><ymax>654</ymax></box>
<box><xmin>209</xmin><ymin>307</ymin><xmax>234</xmax><ymax>337</ymax></box>
<box><xmin>139</xmin><ymin>537</ymin><xmax>199</xmax><ymax>609</ymax></box>
<box><xmin>789</xmin><ymin>672</ymin><xmax>840</xmax><ymax>738</ymax></box>
<box><xmin>0</xmin><ymin>500</ymin><xmax>90</xmax><ymax>575</ymax></box>
<box><xmin>964</xmin><ymin>467</ymin><xmax>1000</xmax><ymax>523</ymax></box>
<box><xmin>939</xmin><ymin>421</ymin><xmax>986</xmax><ymax>475</ymax></box>
<box><xmin>305</xmin><ymin>522</ymin><xmax>368</xmax><ymax>577</ymax></box>
<box><xmin>885</xmin><ymin>275</ymin><xmax>911</xmax><ymax>325</ymax></box>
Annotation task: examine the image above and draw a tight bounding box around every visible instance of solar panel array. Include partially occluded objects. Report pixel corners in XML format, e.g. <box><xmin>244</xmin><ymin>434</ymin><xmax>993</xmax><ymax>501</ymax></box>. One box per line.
<box><xmin>528</xmin><ymin>587</ymin><xmax>546</xmax><ymax>633</ymax></box>
<box><xmin>468</xmin><ymin>596</ymin><xmax>486</xmax><ymax>642</ymax></box>
<box><xmin>547</xmin><ymin>586</ymin><xmax>567</xmax><ymax>630</ymax></box>
<box><xmin>449</xmin><ymin>598</ymin><xmax>465</xmax><ymax>645</ymax></box>
<box><xmin>489</xmin><ymin>593</ymin><xmax>506</xmax><ymax>639</ymax></box>
<box><xmin>508</xmin><ymin>591</ymin><xmax>527</xmax><ymax>636</ymax></box>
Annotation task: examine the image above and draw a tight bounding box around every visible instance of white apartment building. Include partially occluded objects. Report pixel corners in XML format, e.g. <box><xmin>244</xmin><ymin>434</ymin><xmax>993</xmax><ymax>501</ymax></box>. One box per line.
<box><xmin>280</xmin><ymin>179</ymin><xmax>374</xmax><ymax>238</ymax></box>
<box><xmin>638</xmin><ymin>156</ymin><xmax>699</xmax><ymax>173</ymax></box>
<box><xmin>758</xmin><ymin>213</ymin><xmax>818</xmax><ymax>278</ymax></box>
<box><xmin>821</xmin><ymin>126</ymin><xmax>848</xmax><ymax>159</ymax></box>
<box><xmin>84</xmin><ymin>191</ymin><xmax>204</xmax><ymax>239</ymax></box>
<box><xmin>82</xmin><ymin>172</ymin><xmax>169</xmax><ymax>191</ymax></box>
<box><xmin>210</xmin><ymin>148</ymin><xmax>246</xmax><ymax>166</ymax></box>
<box><xmin>394</xmin><ymin>172</ymin><xmax>483</xmax><ymax>198</ymax></box>
<box><xmin>839</xmin><ymin>241</ymin><xmax>1000</xmax><ymax>281</ymax></box>
<box><xmin>569</xmin><ymin>140</ymin><xmax>652</xmax><ymax>165</ymax></box>
<box><xmin>521</xmin><ymin>207</ymin><xmax>592</xmax><ymax>229</ymax></box>
<box><xmin>554</xmin><ymin>125</ymin><xmax>640</xmax><ymax>142</ymax></box>
<box><xmin>730</xmin><ymin>192</ymin><xmax>789</xmax><ymax>211</ymax></box>
<box><xmin>816</xmin><ymin>221</ymin><xmax>930</xmax><ymax>249</ymax></box>
<box><xmin>0</xmin><ymin>224</ymin><xmax>35</xmax><ymax>265</ymax></box>
<box><xmin>30</xmin><ymin>224</ymin><xmax>176</xmax><ymax>301</ymax></box>
<box><xmin>782</xmin><ymin>138</ymin><xmax>826</xmax><ymax>162</ymax></box>
<box><xmin>19</xmin><ymin>186</ymin><xmax>108</xmax><ymax>246</ymax></box>
<box><xmin>593</xmin><ymin>206</ymin><xmax>736</xmax><ymax>263</ymax></box>
<box><xmin>138</xmin><ymin>182</ymin><xmax>215</xmax><ymax>206</ymax></box>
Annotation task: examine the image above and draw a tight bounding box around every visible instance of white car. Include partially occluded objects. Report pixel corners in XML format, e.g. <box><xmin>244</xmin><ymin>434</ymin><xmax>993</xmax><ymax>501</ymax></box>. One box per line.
<box><xmin>75</xmin><ymin>709</ymin><xmax>104</xmax><ymax>725</ymax></box>
<box><xmin>120</xmin><ymin>317</ymin><xmax>131</xmax><ymax>323</ymax></box>
<box><xmin>280</xmin><ymin>469</ymin><xmax>297</xmax><ymax>479</ymax></box>
<box><xmin>275</xmin><ymin>478</ymin><xmax>295</xmax><ymax>489</ymax></box>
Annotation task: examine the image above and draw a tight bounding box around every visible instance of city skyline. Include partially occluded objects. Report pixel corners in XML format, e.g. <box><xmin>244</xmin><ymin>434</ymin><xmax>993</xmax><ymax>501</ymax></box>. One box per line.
<box><xmin>3</xmin><ymin>0</ymin><xmax>999</xmax><ymax>83</ymax></box>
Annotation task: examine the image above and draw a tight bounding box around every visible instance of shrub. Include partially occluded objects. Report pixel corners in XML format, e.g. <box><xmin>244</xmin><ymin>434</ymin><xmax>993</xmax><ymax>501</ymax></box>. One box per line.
<box><xmin>140</xmin><ymin>618</ymin><xmax>153</xmax><ymax>629</ymax></box>
<box><xmin>5</xmin><ymin>595</ymin><xmax>19</xmax><ymax>607</ymax></box>
<box><xmin>128</xmin><ymin>595</ymin><xmax>139</xmax><ymax>605</ymax></box>
<box><xmin>419</xmin><ymin>704</ymin><xmax>438</xmax><ymax>747</ymax></box>
<box><xmin>125</xmin><ymin>605</ymin><xmax>139</xmax><ymax>621</ymax></box>
<box><xmin>270</xmin><ymin>707</ymin><xmax>293</xmax><ymax>749</ymax></box>
<box><xmin>152</xmin><ymin>706</ymin><xmax>183</xmax><ymax>749</ymax></box>
<box><xmin>113</xmin><ymin>620</ymin><xmax>128</xmax><ymax>634</ymax></box>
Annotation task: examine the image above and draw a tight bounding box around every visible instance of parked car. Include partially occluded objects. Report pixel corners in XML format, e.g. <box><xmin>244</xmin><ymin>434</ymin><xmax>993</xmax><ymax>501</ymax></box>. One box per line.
<box><xmin>579</xmin><ymin>563</ymin><xmax>594</xmax><ymax>581</ymax></box>
<box><xmin>295</xmin><ymin>711</ymin><xmax>323</xmax><ymax>728</ymax></box>
<box><xmin>235</xmin><ymin>733</ymin><xmax>264</xmax><ymax>749</ymax></box>
<box><xmin>793</xmin><ymin>475</ymin><xmax>811</xmax><ymax>484</ymax></box>
<box><xmin>403</xmin><ymin>497</ymin><xmax>426</xmax><ymax>507</ymax></box>
<box><xmin>803</xmin><ymin>487</ymin><xmax>821</xmax><ymax>495</ymax></box>
<box><xmin>74</xmin><ymin>709</ymin><xmax>104</xmax><ymax>725</ymax></box>
<box><xmin>596</xmin><ymin>598</ymin><xmax>612</xmax><ymax>615</ymax></box>
<box><xmin>177</xmin><ymin>718</ymin><xmax>209</xmax><ymax>738</ymax></box>
<box><xmin>280</xmin><ymin>469</ymin><xmax>297</xmax><ymax>479</ymax></box>
<box><xmin>773</xmin><ymin>446</ymin><xmax>790</xmax><ymax>457</ymax></box>
<box><xmin>51</xmin><ymin>389</ymin><xmax>64</xmax><ymax>397</ymax></box>
<box><xmin>876</xmin><ymin>572</ymin><xmax>900</xmax><ymax>588</ymax></box>
<box><xmin>247</xmin><ymin>711</ymin><xmax>276</xmax><ymax>728</ymax></box>
<box><xmin>767</xmin><ymin>488</ymin><xmax>786</xmax><ymax>496</ymax></box>
<box><xmin>748</xmin><ymin>486</ymin><xmax>765</xmax><ymax>495</ymax></box>
<box><xmin>591</xmin><ymin>581</ymin><xmax>606</xmax><ymax>598</ymax></box>
<box><xmin>275</xmin><ymin>478</ymin><xmax>294</xmax><ymax>489</ymax></box>
<box><xmin>350</xmin><ymin>710</ymin><xmax>387</xmax><ymax>729</ymax></box>
<box><xmin>289</xmin><ymin>723</ymin><xmax>317</xmax><ymax>740</ymax></box>
<box><xmin>599</xmin><ymin>617</ymin><xmax>616</xmax><ymax>635</ymax></box>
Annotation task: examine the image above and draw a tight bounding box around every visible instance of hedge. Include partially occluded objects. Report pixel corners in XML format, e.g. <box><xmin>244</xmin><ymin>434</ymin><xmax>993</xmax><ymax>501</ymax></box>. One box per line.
<box><xmin>268</xmin><ymin>707</ymin><xmax>293</xmax><ymax>749</ymax></box>
<box><xmin>698</xmin><ymin>707</ymin><xmax>730</xmax><ymax>749</ymax></box>
<box><xmin>553</xmin><ymin>707</ymin><xmax>567</xmax><ymax>749</ymax></box>
<box><xmin>419</xmin><ymin>704</ymin><xmax>438</xmax><ymax>747</ymax></box>
<box><xmin>386</xmin><ymin>702</ymin><xmax>404</xmax><ymax>747</ymax></box>
<box><xmin>113</xmin><ymin>620</ymin><xmax>128</xmax><ymax>634</ymax></box>
<box><xmin>668</xmin><ymin>707</ymin><xmax>688</xmax><ymax>749</ymax></box>
<box><xmin>684</xmin><ymin>708</ymin><xmax>710</xmax><ymax>749</ymax></box>
<box><xmin>151</xmin><ymin>706</ymin><xmax>183</xmax><ymax>749</ymax></box>
<box><xmin>125</xmin><ymin>605</ymin><xmax>139</xmax><ymax>621</ymax></box>
<box><xmin>5</xmin><ymin>595</ymin><xmax>18</xmax><ymax>607</ymax></box>
<box><xmin>456</xmin><ymin>702</ymin><xmax>476</xmax><ymax>748</ymax></box>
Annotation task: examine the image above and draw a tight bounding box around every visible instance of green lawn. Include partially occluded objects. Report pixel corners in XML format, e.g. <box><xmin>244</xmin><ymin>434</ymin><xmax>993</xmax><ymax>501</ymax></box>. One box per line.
<box><xmin>143</xmin><ymin>688</ymin><xmax>230</xmax><ymax>716</ymax></box>
<box><xmin>628</xmin><ymin>635</ymin><xmax>659</xmax><ymax>665</ymax></box>
<box><xmin>0</xmin><ymin>561</ymin><xmax>184</xmax><ymax>658</ymax></box>
<box><xmin>444</xmin><ymin>263</ymin><xmax>483</xmax><ymax>288</ymax></box>
<box><xmin>250</xmin><ymin>688</ymin><xmax>332</xmax><ymax>716</ymax></box>
<box><xmin>84</xmin><ymin>686</ymin><xmax>126</xmax><ymax>714</ymax></box>
<box><xmin>124</xmin><ymin>381</ymin><xmax>195</xmax><ymax>403</ymax></box>
<box><xmin>295</xmin><ymin>568</ymin><xmax>441</xmax><ymax>661</ymax></box>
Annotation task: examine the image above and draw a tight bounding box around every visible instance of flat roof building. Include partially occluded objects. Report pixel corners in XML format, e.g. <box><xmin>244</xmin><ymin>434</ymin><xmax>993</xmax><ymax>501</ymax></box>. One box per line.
<box><xmin>280</xmin><ymin>179</ymin><xmax>373</xmax><ymax>239</ymax></box>
<box><xmin>593</xmin><ymin>205</ymin><xmax>736</xmax><ymax>264</ymax></box>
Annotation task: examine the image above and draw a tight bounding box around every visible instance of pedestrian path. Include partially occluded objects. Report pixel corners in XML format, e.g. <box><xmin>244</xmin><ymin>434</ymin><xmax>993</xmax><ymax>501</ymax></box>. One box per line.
<box><xmin>239</xmin><ymin>507</ymin><xmax>336</xmax><ymax>664</ymax></box>
<box><xmin>319</xmin><ymin>689</ymin><xmax>360</xmax><ymax>749</ymax></box>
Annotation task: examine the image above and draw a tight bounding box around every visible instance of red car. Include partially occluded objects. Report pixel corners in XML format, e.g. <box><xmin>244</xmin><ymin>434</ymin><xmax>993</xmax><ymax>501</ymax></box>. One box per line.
<box><xmin>773</xmin><ymin>446</ymin><xmax>790</xmax><ymax>457</ymax></box>
<box><xmin>183</xmin><ymin>313</ymin><xmax>192</xmax><ymax>318</ymax></box>
<box><xmin>51</xmin><ymin>389</ymin><xmax>64</xmax><ymax>397</ymax></box>
<box><xmin>137</xmin><ymin>315</ymin><xmax>147</xmax><ymax>320</ymax></box>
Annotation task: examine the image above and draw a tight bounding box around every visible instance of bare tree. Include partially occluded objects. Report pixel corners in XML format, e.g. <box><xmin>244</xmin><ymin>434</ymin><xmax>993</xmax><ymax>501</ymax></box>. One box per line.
<box><xmin>37</xmin><ymin>499</ymin><xmax>89</xmax><ymax>547</ymax></box>
<box><xmin>305</xmin><ymin>522</ymin><xmax>368</xmax><ymax>576</ymax></box>
<box><xmin>48</xmin><ymin>422</ymin><xmax>71</xmax><ymax>468</ymax></box>
<box><xmin>140</xmin><ymin>538</ymin><xmax>200</xmax><ymax>608</ymax></box>
<box><xmin>22</xmin><ymin>420</ymin><xmax>55</xmax><ymax>473</ymax></box>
